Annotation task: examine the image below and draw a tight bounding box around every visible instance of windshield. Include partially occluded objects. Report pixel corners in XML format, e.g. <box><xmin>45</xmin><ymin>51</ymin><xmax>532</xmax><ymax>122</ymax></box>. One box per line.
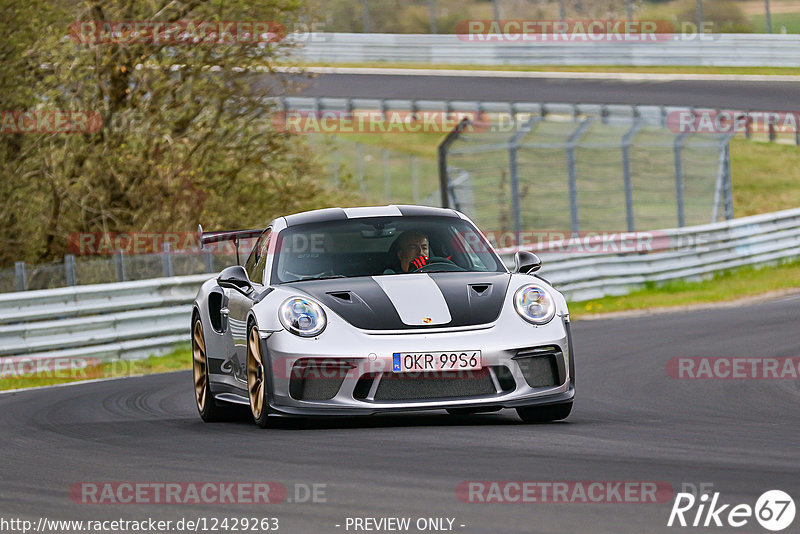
<box><xmin>271</xmin><ymin>216</ymin><xmax>505</xmax><ymax>283</ymax></box>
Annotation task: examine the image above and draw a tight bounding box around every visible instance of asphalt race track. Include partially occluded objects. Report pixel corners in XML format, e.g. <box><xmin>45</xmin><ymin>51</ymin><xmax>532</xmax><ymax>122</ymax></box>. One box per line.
<box><xmin>2</xmin><ymin>294</ymin><xmax>799</xmax><ymax>534</ymax></box>
<box><xmin>284</xmin><ymin>72</ymin><xmax>800</xmax><ymax>111</ymax></box>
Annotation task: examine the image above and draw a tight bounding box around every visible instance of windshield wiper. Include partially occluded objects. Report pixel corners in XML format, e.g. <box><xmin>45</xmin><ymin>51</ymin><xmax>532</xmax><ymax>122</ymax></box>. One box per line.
<box><xmin>293</xmin><ymin>275</ymin><xmax>347</xmax><ymax>282</ymax></box>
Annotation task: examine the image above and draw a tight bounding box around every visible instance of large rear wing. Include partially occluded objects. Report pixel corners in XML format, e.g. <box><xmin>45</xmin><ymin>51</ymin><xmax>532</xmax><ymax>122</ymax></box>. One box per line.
<box><xmin>197</xmin><ymin>224</ymin><xmax>265</xmax><ymax>265</ymax></box>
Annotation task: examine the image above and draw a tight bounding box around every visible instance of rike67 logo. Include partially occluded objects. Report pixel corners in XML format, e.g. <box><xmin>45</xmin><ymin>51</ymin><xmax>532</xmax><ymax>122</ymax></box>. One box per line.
<box><xmin>668</xmin><ymin>490</ymin><xmax>795</xmax><ymax>531</ymax></box>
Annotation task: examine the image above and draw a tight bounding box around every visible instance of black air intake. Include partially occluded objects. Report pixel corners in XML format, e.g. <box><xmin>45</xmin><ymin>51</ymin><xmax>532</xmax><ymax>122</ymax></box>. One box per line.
<box><xmin>372</xmin><ymin>368</ymin><xmax>496</xmax><ymax>401</ymax></box>
<box><xmin>514</xmin><ymin>346</ymin><xmax>565</xmax><ymax>388</ymax></box>
<box><xmin>289</xmin><ymin>359</ymin><xmax>351</xmax><ymax>401</ymax></box>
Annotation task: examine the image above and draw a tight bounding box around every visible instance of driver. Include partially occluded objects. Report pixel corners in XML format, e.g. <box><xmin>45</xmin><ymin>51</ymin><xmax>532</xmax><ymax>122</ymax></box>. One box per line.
<box><xmin>394</xmin><ymin>231</ymin><xmax>430</xmax><ymax>273</ymax></box>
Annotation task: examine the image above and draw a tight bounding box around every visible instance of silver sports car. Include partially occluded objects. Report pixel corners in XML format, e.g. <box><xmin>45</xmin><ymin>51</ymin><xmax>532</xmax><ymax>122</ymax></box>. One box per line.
<box><xmin>191</xmin><ymin>205</ymin><xmax>574</xmax><ymax>427</ymax></box>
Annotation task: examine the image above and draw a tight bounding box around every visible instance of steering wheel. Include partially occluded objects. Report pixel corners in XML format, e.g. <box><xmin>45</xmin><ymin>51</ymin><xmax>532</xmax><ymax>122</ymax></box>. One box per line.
<box><xmin>409</xmin><ymin>257</ymin><xmax>466</xmax><ymax>273</ymax></box>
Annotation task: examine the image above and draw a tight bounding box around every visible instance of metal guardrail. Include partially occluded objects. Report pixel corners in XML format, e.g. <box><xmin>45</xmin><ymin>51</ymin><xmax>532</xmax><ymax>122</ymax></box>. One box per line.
<box><xmin>293</xmin><ymin>33</ymin><xmax>800</xmax><ymax>67</ymax></box>
<box><xmin>505</xmin><ymin>207</ymin><xmax>800</xmax><ymax>301</ymax></box>
<box><xmin>0</xmin><ymin>274</ymin><xmax>208</xmax><ymax>367</ymax></box>
<box><xmin>1</xmin><ymin>208</ymin><xmax>799</xmax><ymax>365</ymax></box>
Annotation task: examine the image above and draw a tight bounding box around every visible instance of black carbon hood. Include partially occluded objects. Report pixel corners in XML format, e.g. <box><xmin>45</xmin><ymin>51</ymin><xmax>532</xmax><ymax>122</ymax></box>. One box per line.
<box><xmin>282</xmin><ymin>272</ymin><xmax>511</xmax><ymax>331</ymax></box>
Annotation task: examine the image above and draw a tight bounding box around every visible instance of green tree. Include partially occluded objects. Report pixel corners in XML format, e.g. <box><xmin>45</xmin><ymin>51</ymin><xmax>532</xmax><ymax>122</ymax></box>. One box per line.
<box><xmin>0</xmin><ymin>0</ymin><xmax>355</xmax><ymax>266</ymax></box>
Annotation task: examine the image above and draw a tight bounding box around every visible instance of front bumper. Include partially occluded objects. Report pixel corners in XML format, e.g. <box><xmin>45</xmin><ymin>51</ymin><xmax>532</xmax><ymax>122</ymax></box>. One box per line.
<box><xmin>260</xmin><ymin>315</ymin><xmax>575</xmax><ymax>417</ymax></box>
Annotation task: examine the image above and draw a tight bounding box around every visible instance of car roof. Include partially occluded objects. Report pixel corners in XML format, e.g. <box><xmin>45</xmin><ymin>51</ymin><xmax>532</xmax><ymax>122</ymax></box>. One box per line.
<box><xmin>282</xmin><ymin>205</ymin><xmax>460</xmax><ymax>227</ymax></box>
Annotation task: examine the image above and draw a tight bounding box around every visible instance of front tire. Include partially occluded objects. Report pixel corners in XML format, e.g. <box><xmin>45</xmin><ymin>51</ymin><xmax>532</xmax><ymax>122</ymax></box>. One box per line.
<box><xmin>247</xmin><ymin>324</ymin><xmax>271</xmax><ymax>428</ymax></box>
<box><xmin>193</xmin><ymin>317</ymin><xmax>237</xmax><ymax>422</ymax></box>
<box><xmin>516</xmin><ymin>402</ymin><xmax>572</xmax><ymax>423</ymax></box>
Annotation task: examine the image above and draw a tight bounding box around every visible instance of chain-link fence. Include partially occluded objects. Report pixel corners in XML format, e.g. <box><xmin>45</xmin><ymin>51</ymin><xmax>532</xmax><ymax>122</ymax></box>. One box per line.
<box><xmin>309</xmin><ymin>135</ymin><xmax>442</xmax><ymax>206</ymax></box>
<box><xmin>1</xmin><ymin>114</ymin><xmax>734</xmax><ymax>293</ymax></box>
<box><xmin>440</xmin><ymin>115</ymin><xmax>733</xmax><ymax>235</ymax></box>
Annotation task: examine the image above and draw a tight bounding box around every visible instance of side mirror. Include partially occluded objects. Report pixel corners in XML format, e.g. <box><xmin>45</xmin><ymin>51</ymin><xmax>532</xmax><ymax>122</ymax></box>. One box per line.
<box><xmin>218</xmin><ymin>265</ymin><xmax>253</xmax><ymax>293</ymax></box>
<box><xmin>514</xmin><ymin>251</ymin><xmax>542</xmax><ymax>274</ymax></box>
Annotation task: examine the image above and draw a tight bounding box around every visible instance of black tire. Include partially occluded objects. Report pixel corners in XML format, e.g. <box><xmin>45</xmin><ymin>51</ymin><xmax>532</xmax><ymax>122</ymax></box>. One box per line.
<box><xmin>247</xmin><ymin>323</ymin><xmax>272</xmax><ymax>428</ymax></box>
<box><xmin>516</xmin><ymin>402</ymin><xmax>572</xmax><ymax>423</ymax></box>
<box><xmin>192</xmin><ymin>315</ymin><xmax>240</xmax><ymax>422</ymax></box>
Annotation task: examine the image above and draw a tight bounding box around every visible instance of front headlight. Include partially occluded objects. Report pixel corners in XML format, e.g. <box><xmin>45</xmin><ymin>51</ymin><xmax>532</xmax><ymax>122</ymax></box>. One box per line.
<box><xmin>279</xmin><ymin>297</ymin><xmax>327</xmax><ymax>337</ymax></box>
<box><xmin>514</xmin><ymin>284</ymin><xmax>556</xmax><ymax>325</ymax></box>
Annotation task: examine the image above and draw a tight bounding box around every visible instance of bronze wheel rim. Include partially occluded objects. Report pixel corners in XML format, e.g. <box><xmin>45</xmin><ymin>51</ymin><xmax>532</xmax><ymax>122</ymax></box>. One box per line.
<box><xmin>247</xmin><ymin>326</ymin><xmax>265</xmax><ymax>419</ymax></box>
<box><xmin>192</xmin><ymin>320</ymin><xmax>207</xmax><ymax>412</ymax></box>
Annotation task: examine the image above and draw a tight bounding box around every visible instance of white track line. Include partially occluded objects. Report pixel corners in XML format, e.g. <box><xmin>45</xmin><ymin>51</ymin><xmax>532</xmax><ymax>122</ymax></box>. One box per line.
<box><xmin>285</xmin><ymin>66</ymin><xmax>800</xmax><ymax>83</ymax></box>
<box><xmin>0</xmin><ymin>370</ymin><xmax>186</xmax><ymax>395</ymax></box>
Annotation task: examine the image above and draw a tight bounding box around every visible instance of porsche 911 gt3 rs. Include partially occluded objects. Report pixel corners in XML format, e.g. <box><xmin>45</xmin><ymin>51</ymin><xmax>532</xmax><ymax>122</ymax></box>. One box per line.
<box><xmin>191</xmin><ymin>205</ymin><xmax>574</xmax><ymax>427</ymax></box>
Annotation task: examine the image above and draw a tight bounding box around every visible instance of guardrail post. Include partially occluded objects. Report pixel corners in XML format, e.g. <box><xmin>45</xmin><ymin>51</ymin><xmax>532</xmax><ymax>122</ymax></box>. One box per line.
<box><xmin>722</xmin><ymin>141</ymin><xmax>734</xmax><ymax>220</ymax></box>
<box><xmin>622</xmin><ymin>120</ymin><xmax>643</xmax><ymax>232</ymax></box>
<box><xmin>114</xmin><ymin>251</ymin><xmax>126</xmax><ymax>282</ymax></box>
<box><xmin>411</xmin><ymin>156</ymin><xmax>420</xmax><ymax>204</ymax></box>
<box><xmin>695</xmin><ymin>0</ymin><xmax>704</xmax><ymax>34</ymax></box>
<box><xmin>509</xmin><ymin>145</ymin><xmax>522</xmax><ymax>237</ymax></box>
<box><xmin>382</xmin><ymin>149</ymin><xmax>391</xmax><ymax>201</ymax></box>
<box><xmin>64</xmin><ymin>254</ymin><xmax>77</xmax><ymax>286</ymax></box>
<box><xmin>765</xmin><ymin>0</ymin><xmax>773</xmax><ymax>33</ymax></box>
<box><xmin>332</xmin><ymin>147</ymin><xmax>340</xmax><ymax>186</ymax></box>
<box><xmin>356</xmin><ymin>142</ymin><xmax>366</xmax><ymax>192</ymax></box>
<box><xmin>437</xmin><ymin>117</ymin><xmax>471</xmax><ymax>208</ymax></box>
<box><xmin>14</xmin><ymin>261</ymin><xmax>26</xmax><ymax>291</ymax></box>
<box><xmin>566</xmin><ymin>117</ymin><xmax>595</xmax><ymax>236</ymax></box>
<box><xmin>361</xmin><ymin>0</ymin><xmax>371</xmax><ymax>32</ymax></box>
<box><xmin>508</xmin><ymin>117</ymin><xmax>539</xmax><ymax>239</ymax></box>
<box><xmin>428</xmin><ymin>0</ymin><xmax>437</xmax><ymax>34</ymax></box>
<box><xmin>161</xmin><ymin>243</ymin><xmax>174</xmax><ymax>277</ymax></box>
<box><xmin>673</xmin><ymin>132</ymin><xmax>690</xmax><ymax>227</ymax></box>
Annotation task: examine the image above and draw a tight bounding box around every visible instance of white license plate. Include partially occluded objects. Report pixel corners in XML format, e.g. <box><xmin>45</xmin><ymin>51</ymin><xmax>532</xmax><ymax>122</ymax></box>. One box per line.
<box><xmin>392</xmin><ymin>351</ymin><xmax>482</xmax><ymax>372</ymax></box>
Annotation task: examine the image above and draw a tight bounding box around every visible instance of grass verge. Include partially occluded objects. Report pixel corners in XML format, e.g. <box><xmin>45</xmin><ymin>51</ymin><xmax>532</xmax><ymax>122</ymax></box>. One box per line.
<box><xmin>730</xmin><ymin>138</ymin><xmax>800</xmax><ymax>217</ymax></box>
<box><xmin>750</xmin><ymin>13</ymin><xmax>800</xmax><ymax>33</ymax></box>
<box><xmin>569</xmin><ymin>258</ymin><xmax>800</xmax><ymax>319</ymax></box>
<box><xmin>0</xmin><ymin>344</ymin><xmax>191</xmax><ymax>392</ymax></box>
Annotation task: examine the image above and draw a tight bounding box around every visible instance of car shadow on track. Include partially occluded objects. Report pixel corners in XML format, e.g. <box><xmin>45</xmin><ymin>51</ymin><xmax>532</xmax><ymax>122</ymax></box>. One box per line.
<box><xmin>204</xmin><ymin>409</ymin><xmax>574</xmax><ymax>431</ymax></box>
